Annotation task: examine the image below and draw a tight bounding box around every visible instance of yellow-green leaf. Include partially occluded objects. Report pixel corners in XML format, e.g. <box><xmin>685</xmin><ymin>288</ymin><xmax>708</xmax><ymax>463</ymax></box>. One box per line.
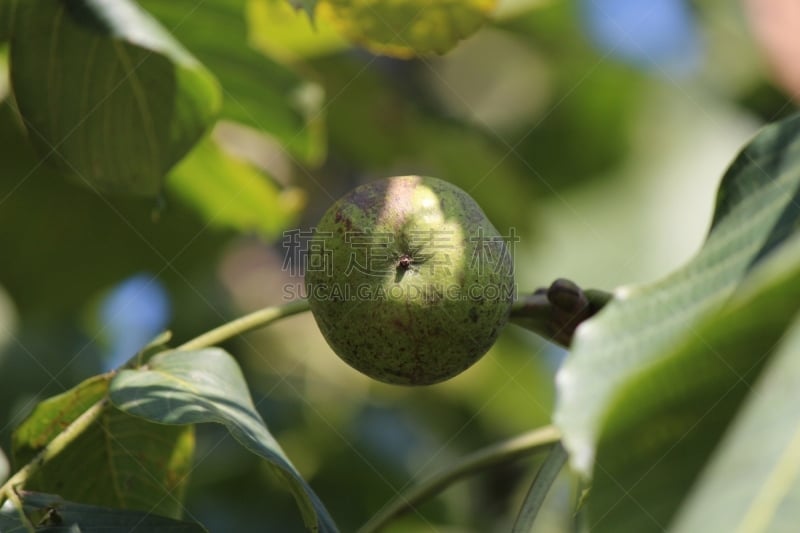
<box><xmin>167</xmin><ymin>134</ymin><xmax>305</xmax><ymax>239</ymax></box>
<box><xmin>320</xmin><ymin>0</ymin><xmax>497</xmax><ymax>58</ymax></box>
<box><xmin>13</xmin><ymin>375</ymin><xmax>195</xmax><ymax>520</ymax></box>
<box><xmin>249</xmin><ymin>0</ymin><xmax>349</xmax><ymax>61</ymax></box>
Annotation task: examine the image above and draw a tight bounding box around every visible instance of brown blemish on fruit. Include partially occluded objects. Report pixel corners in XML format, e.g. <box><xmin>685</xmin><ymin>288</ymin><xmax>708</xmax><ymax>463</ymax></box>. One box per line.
<box><xmin>334</xmin><ymin>209</ymin><xmax>354</xmax><ymax>232</ymax></box>
<box><xmin>391</xmin><ymin>317</ymin><xmax>409</xmax><ymax>332</ymax></box>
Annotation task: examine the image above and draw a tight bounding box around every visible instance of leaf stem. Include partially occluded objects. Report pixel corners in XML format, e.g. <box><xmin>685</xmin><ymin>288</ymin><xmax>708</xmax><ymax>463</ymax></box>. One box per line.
<box><xmin>511</xmin><ymin>441</ymin><xmax>568</xmax><ymax>532</ymax></box>
<box><xmin>177</xmin><ymin>299</ymin><xmax>311</xmax><ymax>351</ymax></box>
<box><xmin>0</xmin><ymin>399</ymin><xmax>108</xmax><ymax>509</ymax></box>
<box><xmin>358</xmin><ymin>425</ymin><xmax>562</xmax><ymax>533</ymax></box>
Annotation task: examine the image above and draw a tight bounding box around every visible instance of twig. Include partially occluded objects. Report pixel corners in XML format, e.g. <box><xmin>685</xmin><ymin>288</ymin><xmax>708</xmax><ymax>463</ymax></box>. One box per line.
<box><xmin>358</xmin><ymin>425</ymin><xmax>562</xmax><ymax>533</ymax></box>
<box><xmin>177</xmin><ymin>299</ymin><xmax>310</xmax><ymax>351</ymax></box>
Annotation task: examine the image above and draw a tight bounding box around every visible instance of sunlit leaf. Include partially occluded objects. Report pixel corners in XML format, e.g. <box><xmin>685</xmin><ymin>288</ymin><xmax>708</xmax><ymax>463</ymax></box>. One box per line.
<box><xmin>10</xmin><ymin>0</ymin><xmax>221</xmax><ymax>195</ymax></box>
<box><xmin>12</xmin><ymin>375</ymin><xmax>194</xmax><ymax>520</ymax></box>
<box><xmin>0</xmin><ymin>491</ymin><xmax>206</xmax><ymax>531</ymax></box>
<box><xmin>319</xmin><ymin>0</ymin><xmax>497</xmax><ymax>58</ymax></box>
<box><xmin>139</xmin><ymin>0</ymin><xmax>326</xmax><ymax>164</ymax></box>
<box><xmin>109</xmin><ymin>348</ymin><xmax>338</xmax><ymax>532</ymax></box>
<box><xmin>249</xmin><ymin>0</ymin><xmax>348</xmax><ymax>61</ymax></box>
<box><xmin>167</xmin><ymin>134</ymin><xmax>304</xmax><ymax>239</ymax></box>
<box><xmin>556</xmin><ymin>113</ymin><xmax>800</xmax><ymax>479</ymax></box>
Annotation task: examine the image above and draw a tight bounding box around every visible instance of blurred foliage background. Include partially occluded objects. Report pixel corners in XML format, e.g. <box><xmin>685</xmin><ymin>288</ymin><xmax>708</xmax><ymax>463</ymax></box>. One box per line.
<box><xmin>0</xmin><ymin>0</ymin><xmax>798</xmax><ymax>530</ymax></box>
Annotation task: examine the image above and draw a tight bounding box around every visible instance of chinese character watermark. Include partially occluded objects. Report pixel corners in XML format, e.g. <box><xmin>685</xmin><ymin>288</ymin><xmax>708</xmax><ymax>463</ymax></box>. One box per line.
<box><xmin>282</xmin><ymin>228</ymin><xmax>333</xmax><ymax>276</ymax></box>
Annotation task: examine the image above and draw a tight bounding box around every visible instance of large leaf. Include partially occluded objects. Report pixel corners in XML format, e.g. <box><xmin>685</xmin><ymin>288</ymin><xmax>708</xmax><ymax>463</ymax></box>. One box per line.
<box><xmin>109</xmin><ymin>348</ymin><xmax>338</xmax><ymax>533</ymax></box>
<box><xmin>319</xmin><ymin>0</ymin><xmax>497</xmax><ymax>58</ymax></box>
<box><xmin>139</xmin><ymin>0</ymin><xmax>325</xmax><ymax>164</ymax></box>
<box><xmin>9</xmin><ymin>0</ymin><xmax>220</xmax><ymax>195</ymax></box>
<box><xmin>167</xmin><ymin>134</ymin><xmax>304</xmax><ymax>239</ymax></box>
<box><xmin>588</xmin><ymin>233</ymin><xmax>800</xmax><ymax>532</ymax></box>
<box><xmin>670</xmin><ymin>303</ymin><xmax>800</xmax><ymax>532</ymax></box>
<box><xmin>0</xmin><ymin>491</ymin><xmax>206</xmax><ymax>532</ymax></box>
<box><xmin>0</xmin><ymin>97</ymin><xmax>240</xmax><ymax>321</ymax></box>
<box><xmin>12</xmin><ymin>374</ymin><xmax>195</xmax><ymax>520</ymax></box>
<box><xmin>555</xmin><ymin>113</ymin><xmax>800</xmax><ymax>476</ymax></box>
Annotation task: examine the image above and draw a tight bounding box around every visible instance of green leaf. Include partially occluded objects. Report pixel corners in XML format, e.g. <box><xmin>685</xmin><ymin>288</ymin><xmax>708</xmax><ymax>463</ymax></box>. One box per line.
<box><xmin>555</xmin><ymin>113</ymin><xmax>800</xmax><ymax>478</ymax></box>
<box><xmin>9</xmin><ymin>0</ymin><xmax>220</xmax><ymax>196</ymax></box>
<box><xmin>669</xmin><ymin>310</ymin><xmax>800</xmax><ymax>531</ymax></box>
<box><xmin>109</xmin><ymin>348</ymin><xmax>339</xmax><ymax>533</ymax></box>
<box><xmin>0</xmin><ymin>491</ymin><xmax>206</xmax><ymax>532</ymax></box>
<box><xmin>588</xmin><ymin>234</ymin><xmax>800</xmax><ymax>532</ymax></box>
<box><xmin>12</xmin><ymin>375</ymin><xmax>194</xmax><ymax>520</ymax></box>
<box><xmin>139</xmin><ymin>0</ymin><xmax>325</xmax><ymax>164</ymax></box>
<box><xmin>166</xmin><ymin>134</ymin><xmax>304</xmax><ymax>239</ymax></box>
<box><xmin>319</xmin><ymin>0</ymin><xmax>497</xmax><ymax>57</ymax></box>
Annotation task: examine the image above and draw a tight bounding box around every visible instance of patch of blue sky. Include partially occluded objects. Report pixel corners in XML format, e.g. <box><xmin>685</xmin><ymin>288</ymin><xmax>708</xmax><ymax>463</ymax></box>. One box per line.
<box><xmin>581</xmin><ymin>0</ymin><xmax>703</xmax><ymax>76</ymax></box>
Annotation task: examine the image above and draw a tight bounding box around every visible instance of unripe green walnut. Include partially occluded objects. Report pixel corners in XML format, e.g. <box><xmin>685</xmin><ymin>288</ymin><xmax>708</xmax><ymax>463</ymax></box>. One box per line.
<box><xmin>306</xmin><ymin>176</ymin><xmax>515</xmax><ymax>385</ymax></box>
